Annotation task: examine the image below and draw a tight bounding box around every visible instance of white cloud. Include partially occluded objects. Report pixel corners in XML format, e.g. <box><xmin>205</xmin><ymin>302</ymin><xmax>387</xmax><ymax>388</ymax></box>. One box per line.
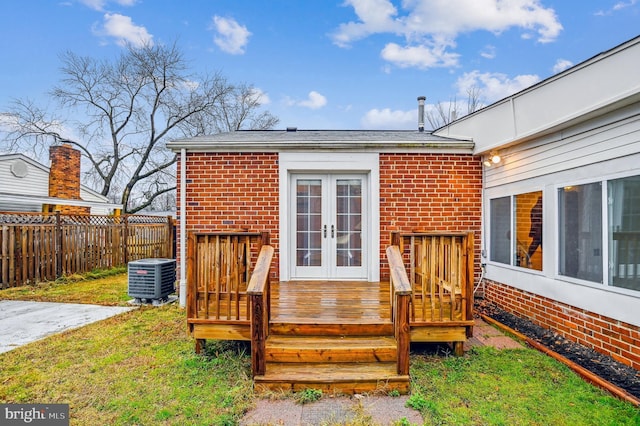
<box><xmin>381</xmin><ymin>42</ymin><xmax>460</xmax><ymax>68</ymax></box>
<box><xmin>79</xmin><ymin>0</ymin><xmax>136</xmax><ymax>11</ymax></box>
<box><xmin>294</xmin><ymin>91</ymin><xmax>327</xmax><ymax>109</ymax></box>
<box><xmin>456</xmin><ymin>70</ymin><xmax>540</xmax><ymax>103</ymax></box>
<box><xmin>251</xmin><ymin>88</ymin><xmax>271</xmax><ymax>105</ymax></box>
<box><xmin>94</xmin><ymin>13</ymin><xmax>153</xmax><ymax>47</ymax></box>
<box><xmin>332</xmin><ymin>0</ymin><xmax>402</xmax><ymax>48</ymax></box>
<box><xmin>595</xmin><ymin>0</ymin><xmax>637</xmax><ymax>16</ymax></box>
<box><xmin>211</xmin><ymin>16</ymin><xmax>251</xmax><ymax>55</ymax></box>
<box><xmin>361</xmin><ymin>108</ymin><xmax>415</xmax><ymax>129</ymax></box>
<box><xmin>614</xmin><ymin>0</ymin><xmax>638</xmax><ymax>10</ymax></box>
<box><xmin>333</xmin><ymin>0</ymin><xmax>562</xmax><ymax>70</ymax></box>
<box><xmin>552</xmin><ymin>58</ymin><xmax>573</xmax><ymax>73</ymax></box>
<box><xmin>480</xmin><ymin>44</ymin><xmax>496</xmax><ymax>59</ymax></box>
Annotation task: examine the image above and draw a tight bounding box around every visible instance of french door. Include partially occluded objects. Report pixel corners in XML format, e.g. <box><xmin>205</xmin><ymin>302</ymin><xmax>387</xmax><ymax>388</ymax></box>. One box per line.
<box><xmin>291</xmin><ymin>173</ymin><xmax>367</xmax><ymax>279</ymax></box>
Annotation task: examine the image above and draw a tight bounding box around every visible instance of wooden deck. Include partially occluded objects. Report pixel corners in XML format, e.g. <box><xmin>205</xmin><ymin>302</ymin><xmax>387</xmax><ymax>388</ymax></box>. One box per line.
<box><xmin>186</xmin><ymin>231</ymin><xmax>475</xmax><ymax>395</ymax></box>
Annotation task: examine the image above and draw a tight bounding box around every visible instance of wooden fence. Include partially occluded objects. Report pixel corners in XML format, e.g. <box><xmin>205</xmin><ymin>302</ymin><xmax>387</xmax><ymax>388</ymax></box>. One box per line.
<box><xmin>1</xmin><ymin>212</ymin><xmax>174</xmax><ymax>288</ymax></box>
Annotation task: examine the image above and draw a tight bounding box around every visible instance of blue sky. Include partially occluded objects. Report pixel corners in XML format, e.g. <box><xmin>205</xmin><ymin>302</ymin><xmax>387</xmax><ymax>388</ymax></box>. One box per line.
<box><xmin>0</xmin><ymin>0</ymin><xmax>638</xmax><ymax>131</ymax></box>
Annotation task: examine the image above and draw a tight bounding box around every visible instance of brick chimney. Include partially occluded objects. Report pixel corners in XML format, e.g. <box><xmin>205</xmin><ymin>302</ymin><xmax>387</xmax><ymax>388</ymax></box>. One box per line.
<box><xmin>48</xmin><ymin>143</ymin><xmax>89</xmax><ymax>214</ymax></box>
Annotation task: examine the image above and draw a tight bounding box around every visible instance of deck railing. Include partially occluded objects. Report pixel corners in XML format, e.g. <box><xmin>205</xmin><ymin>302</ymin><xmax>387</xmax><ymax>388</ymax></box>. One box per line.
<box><xmin>186</xmin><ymin>231</ymin><xmax>269</xmax><ymax>335</ymax></box>
<box><xmin>247</xmin><ymin>245</ymin><xmax>275</xmax><ymax>376</ymax></box>
<box><xmin>391</xmin><ymin>232</ymin><xmax>474</xmax><ymax>325</ymax></box>
<box><xmin>385</xmin><ymin>245</ymin><xmax>412</xmax><ymax>376</ymax></box>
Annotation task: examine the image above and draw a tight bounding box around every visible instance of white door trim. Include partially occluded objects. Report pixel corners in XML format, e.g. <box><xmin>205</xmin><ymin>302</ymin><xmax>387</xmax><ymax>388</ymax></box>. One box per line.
<box><xmin>279</xmin><ymin>152</ymin><xmax>380</xmax><ymax>282</ymax></box>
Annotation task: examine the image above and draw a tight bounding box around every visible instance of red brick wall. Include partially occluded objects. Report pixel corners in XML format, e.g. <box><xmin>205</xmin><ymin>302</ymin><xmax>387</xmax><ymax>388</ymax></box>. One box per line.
<box><xmin>485</xmin><ymin>279</ymin><xmax>640</xmax><ymax>370</ymax></box>
<box><xmin>48</xmin><ymin>144</ymin><xmax>90</xmax><ymax>215</ymax></box>
<box><xmin>178</xmin><ymin>152</ymin><xmax>483</xmax><ymax>281</ymax></box>
<box><xmin>177</xmin><ymin>152</ymin><xmax>280</xmax><ymax>277</ymax></box>
<box><xmin>379</xmin><ymin>153</ymin><xmax>483</xmax><ymax>279</ymax></box>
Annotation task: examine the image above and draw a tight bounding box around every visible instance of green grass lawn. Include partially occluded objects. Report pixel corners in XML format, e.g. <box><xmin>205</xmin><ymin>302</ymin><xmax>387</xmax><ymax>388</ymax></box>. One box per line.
<box><xmin>1</xmin><ymin>272</ymin><xmax>638</xmax><ymax>425</ymax></box>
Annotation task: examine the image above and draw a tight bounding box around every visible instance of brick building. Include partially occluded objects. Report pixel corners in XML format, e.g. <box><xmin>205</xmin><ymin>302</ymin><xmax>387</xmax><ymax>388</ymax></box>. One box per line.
<box><xmin>170</xmin><ymin>132</ymin><xmax>482</xmax><ymax>284</ymax></box>
<box><xmin>169</xmin><ymin>35</ymin><xmax>640</xmax><ymax>371</ymax></box>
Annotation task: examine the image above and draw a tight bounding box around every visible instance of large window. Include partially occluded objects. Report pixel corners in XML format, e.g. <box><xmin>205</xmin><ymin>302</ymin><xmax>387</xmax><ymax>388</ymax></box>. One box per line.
<box><xmin>558</xmin><ymin>183</ymin><xmax>602</xmax><ymax>283</ymax></box>
<box><xmin>555</xmin><ymin>175</ymin><xmax>640</xmax><ymax>293</ymax></box>
<box><xmin>608</xmin><ymin>175</ymin><xmax>640</xmax><ymax>291</ymax></box>
<box><xmin>489</xmin><ymin>191</ymin><xmax>543</xmax><ymax>271</ymax></box>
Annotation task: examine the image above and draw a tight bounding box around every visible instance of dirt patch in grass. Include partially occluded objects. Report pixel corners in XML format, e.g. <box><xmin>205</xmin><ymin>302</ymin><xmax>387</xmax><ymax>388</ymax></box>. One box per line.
<box><xmin>476</xmin><ymin>299</ymin><xmax>640</xmax><ymax>400</ymax></box>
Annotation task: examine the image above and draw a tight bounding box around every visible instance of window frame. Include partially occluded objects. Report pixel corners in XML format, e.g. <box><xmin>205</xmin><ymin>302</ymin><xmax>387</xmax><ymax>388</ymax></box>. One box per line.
<box><xmin>553</xmin><ymin>172</ymin><xmax>640</xmax><ymax>296</ymax></box>
<box><xmin>487</xmin><ymin>190</ymin><xmax>544</xmax><ymax>273</ymax></box>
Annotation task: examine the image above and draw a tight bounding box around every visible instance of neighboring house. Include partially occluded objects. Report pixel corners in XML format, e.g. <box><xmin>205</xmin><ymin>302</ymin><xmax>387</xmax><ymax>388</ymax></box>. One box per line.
<box><xmin>435</xmin><ymin>35</ymin><xmax>640</xmax><ymax>370</ymax></box>
<box><xmin>0</xmin><ymin>144</ymin><xmax>122</xmax><ymax>215</ymax></box>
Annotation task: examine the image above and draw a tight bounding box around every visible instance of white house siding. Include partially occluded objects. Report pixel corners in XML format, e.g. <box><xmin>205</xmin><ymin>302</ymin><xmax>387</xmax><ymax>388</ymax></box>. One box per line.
<box><xmin>483</xmin><ymin>103</ymin><xmax>640</xmax><ymax>327</ymax></box>
<box><xmin>0</xmin><ymin>154</ymin><xmax>121</xmax><ymax>214</ymax></box>
<box><xmin>0</xmin><ymin>156</ymin><xmax>50</xmax><ymax>198</ymax></box>
<box><xmin>79</xmin><ymin>188</ymin><xmax>113</xmax><ymax>215</ymax></box>
<box><xmin>436</xmin><ymin>36</ymin><xmax>640</xmax><ymax>155</ymax></box>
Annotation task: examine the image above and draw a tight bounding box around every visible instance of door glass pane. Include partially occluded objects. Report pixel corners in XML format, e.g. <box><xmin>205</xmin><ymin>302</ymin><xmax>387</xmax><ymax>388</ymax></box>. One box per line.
<box><xmin>608</xmin><ymin>175</ymin><xmax>640</xmax><ymax>291</ymax></box>
<box><xmin>296</xmin><ymin>179</ymin><xmax>322</xmax><ymax>266</ymax></box>
<box><xmin>336</xmin><ymin>179</ymin><xmax>362</xmax><ymax>267</ymax></box>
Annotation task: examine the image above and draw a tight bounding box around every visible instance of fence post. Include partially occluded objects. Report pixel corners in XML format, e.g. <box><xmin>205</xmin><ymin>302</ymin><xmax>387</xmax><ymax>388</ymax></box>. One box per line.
<box><xmin>123</xmin><ymin>215</ymin><xmax>129</xmax><ymax>264</ymax></box>
<box><xmin>55</xmin><ymin>211</ymin><xmax>62</xmax><ymax>279</ymax></box>
<box><xmin>167</xmin><ymin>215</ymin><xmax>175</xmax><ymax>259</ymax></box>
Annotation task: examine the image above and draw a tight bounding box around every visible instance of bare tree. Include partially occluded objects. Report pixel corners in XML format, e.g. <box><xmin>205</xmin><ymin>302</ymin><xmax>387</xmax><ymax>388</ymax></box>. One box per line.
<box><xmin>425</xmin><ymin>86</ymin><xmax>484</xmax><ymax>130</ymax></box>
<box><xmin>3</xmin><ymin>42</ymin><xmax>278</xmax><ymax>213</ymax></box>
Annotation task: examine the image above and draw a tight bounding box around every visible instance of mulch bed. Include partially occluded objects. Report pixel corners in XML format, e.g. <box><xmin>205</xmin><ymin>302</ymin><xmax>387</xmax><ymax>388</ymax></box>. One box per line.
<box><xmin>475</xmin><ymin>299</ymin><xmax>640</xmax><ymax>400</ymax></box>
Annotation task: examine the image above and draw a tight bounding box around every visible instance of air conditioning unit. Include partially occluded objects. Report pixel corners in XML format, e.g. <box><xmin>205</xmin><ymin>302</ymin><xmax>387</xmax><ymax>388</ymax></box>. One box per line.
<box><xmin>128</xmin><ymin>258</ymin><xmax>176</xmax><ymax>303</ymax></box>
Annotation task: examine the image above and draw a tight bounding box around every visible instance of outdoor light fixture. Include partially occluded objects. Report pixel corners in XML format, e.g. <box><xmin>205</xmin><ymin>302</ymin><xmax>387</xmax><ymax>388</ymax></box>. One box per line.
<box><xmin>483</xmin><ymin>152</ymin><xmax>502</xmax><ymax>167</ymax></box>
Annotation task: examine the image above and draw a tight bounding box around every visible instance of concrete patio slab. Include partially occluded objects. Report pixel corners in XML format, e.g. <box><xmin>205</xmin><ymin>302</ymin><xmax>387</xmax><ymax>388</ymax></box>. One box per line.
<box><xmin>0</xmin><ymin>300</ymin><xmax>134</xmax><ymax>354</ymax></box>
<box><xmin>240</xmin><ymin>395</ymin><xmax>424</xmax><ymax>426</ymax></box>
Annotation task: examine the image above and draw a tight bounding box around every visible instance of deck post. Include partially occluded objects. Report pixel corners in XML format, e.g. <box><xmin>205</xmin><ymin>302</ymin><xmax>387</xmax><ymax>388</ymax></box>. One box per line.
<box><xmin>186</xmin><ymin>233</ymin><xmax>201</xmax><ymax>352</ymax></box>
<box><xmin>386</xmin><ymin>245</ymin><xmax>413</xmax><ymax>376</ymax></box>
<box><xmin>247</xmin><ymin>245</ymin><xmax>274</xmax><ymax>377</ymax></box>
<box><xmin>396</xmin><ymin>293</ymin><xmax>411</xmax><ymax>375</ymax></box>
<box><xmin>465</xmin><ymin>232</ymin><xmax>475</xmax><ymax>338</ymax></box>
<box><xmin>250</xmin><ymin>293</ymin><xmax>267</xmax><ymax>375</ymax></box>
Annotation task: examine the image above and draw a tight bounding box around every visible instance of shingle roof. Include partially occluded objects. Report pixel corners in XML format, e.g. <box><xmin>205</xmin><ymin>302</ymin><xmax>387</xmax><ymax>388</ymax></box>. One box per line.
<box><xmin>167</xmin><ymin>129</ymin><xmax>473</xmax><ymax>153</ymax></box>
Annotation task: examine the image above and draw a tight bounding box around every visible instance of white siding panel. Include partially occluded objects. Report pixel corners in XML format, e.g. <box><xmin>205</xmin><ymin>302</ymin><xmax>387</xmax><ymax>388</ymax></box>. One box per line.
<box><xmin>0</xmin><ymin>158</ymin><xmax>50</xmax><ymax>197</ymax></box>
<box><xmin>436</xmin><ymin>37</ymin><xmax>640</xmax><ymax>153</ymax></box>
<box><xmin>486</xmin><ymin>108</ymin><xmax>640</xmax><ymax>189</ymax></box>
<box><xmin>514</xmin><ymin>47</ymin><xmax>640</xmax><ymax>137</ymax></box>
<box><xmin>436</xmin><ymin>100</ymin><xmax>516</xmax><ymax>143</ymax></box>
<box><xmin>80</xmin><ymin>187</ymin><xmax>109</xmax><ymax>203</ymax></box>
<box><xmin>89</xmin><ymin>205</ymin><xmax>111</xmax><ymax>215</ymax></box>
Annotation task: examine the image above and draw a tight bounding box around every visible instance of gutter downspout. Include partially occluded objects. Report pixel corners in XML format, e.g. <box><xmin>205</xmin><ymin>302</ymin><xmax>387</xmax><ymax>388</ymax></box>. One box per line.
<box><xmin>179</xmin><ymin>148</ymin><xmax>187</xmax><ymax>308</ymax></box>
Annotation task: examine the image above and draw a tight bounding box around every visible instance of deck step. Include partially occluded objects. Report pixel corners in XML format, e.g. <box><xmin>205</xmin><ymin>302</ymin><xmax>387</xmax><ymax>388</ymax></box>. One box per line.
<box><xmin>269</xmin><ymin>321</ymin><xmax>393</xmax><ymax>336</ymax></box>
<box><xmin>254</xmin><ymin>362</ymin><xmax>410</xmax><ymax>395</ymax></box>
<box><xmin>265</xmin><ymin>335</ymin><xmax>397</xmax><ymax>363</ymax></box>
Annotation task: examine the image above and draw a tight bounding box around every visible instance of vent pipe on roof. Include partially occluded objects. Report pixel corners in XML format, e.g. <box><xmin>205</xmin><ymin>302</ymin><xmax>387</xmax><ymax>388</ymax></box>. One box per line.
<box><xmin>417</xmin><ymin>96</ymin><xmax>426</xmax><ymax>132</ymax></box>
